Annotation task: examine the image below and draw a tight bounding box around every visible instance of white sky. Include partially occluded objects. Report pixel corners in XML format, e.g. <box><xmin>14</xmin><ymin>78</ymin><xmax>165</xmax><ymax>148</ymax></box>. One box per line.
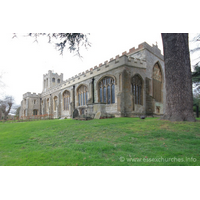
<box><xmin>0</xmin><ymin>1</ymin><xmax>199</xmax><ymax>106</ymax></box>
<box><xmin>0</xmin><ymin>33</ymin><xmax>199</xmax><ymax>106</ymax></box>
<box><xmin>0</xmin><ymin>32</ymin><xmax>165</xmax><ymax>105</ymax></box>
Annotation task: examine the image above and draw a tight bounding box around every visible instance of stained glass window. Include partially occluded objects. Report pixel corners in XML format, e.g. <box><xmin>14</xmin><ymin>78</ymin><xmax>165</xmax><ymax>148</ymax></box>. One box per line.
<box><xmin>33</xmin><ymin>110</ymin><xmax>38</xmax><ymax>115</ymax></box>
<box><xmin>103</xmin><ymin>87</ymin><xmax>106</xmax><ymax>103</ymax></box>
<box><xmin>132</xmin><ymin>75</ymin><xmax>142</xmax><ymax>105</ymax></box>
<box><xmin>99</xmin><ymin>76</ymin><xmax>115</xmax><ymax>104</ymax></box>
<box><xmin>153</xmin><ymin>63</ymin><xmax>162</xmax><ymax>102</ymax></box>
<box><xmin>63</xmin><ymin>91</ymin><xmax>70</xmax><ymax>110</ymax></box>
<box><xmin>83</xmin><ymin>92</ymin><xmax>85</xmax><ymax>105</ymax></box>
<box><xmin>107</xmin><ymin>85</ymin><xmax>111</xmax><ymax>104</ymax></box>
<box><xmin>112</xmin><ymin>84</ymin><xmax>115</xmax><ymax>103</ymax></box>
<box><xmin>78</xmin><ymin>85</ymin><xmax>88</xmax><ymax>106</ymax></box>
<box><xmin>100</xmin><ymin>87</ymin><xmax>102</xmax><ymax>102</ymax></box>
<box><xmin>54</xmin><ymin>96</ymin><xmax>58</xmax><ymax>111</ymax></box>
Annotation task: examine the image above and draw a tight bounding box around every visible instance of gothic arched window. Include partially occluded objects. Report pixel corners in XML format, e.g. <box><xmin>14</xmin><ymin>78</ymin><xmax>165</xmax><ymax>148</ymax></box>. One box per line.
<box><xmin>46</xmin><ymin>98</ymin><xmax>49</xmax><ymax>113</ymax></box>
<box><xmin>99</xmin><ymin>77</ymin><xmax>115</xmax><ymax>104</ymax></box>
<box><xmin>63</xmin><ymin>91</ymin><xmax>70</xmax><ymax>110</ymax></box>
<box><xmin>153</xmin><ymin>63</ymin><xmax>162</xmax><ymax>102</ymax></box>
<box><xmin>33</xmin><ymin>109</ymin><xmax>38</xmax><ymax>115</ymax></box>
<box><xmin>131</xmin><ymin>75</ymin><xmax>143</xmax><ymax>105</ymax></box>
<box><xmin>78</xmin><ymin>85</ymin><xmax>88</xmax><ymax>106</ymax></box>
<box><xmin>54</xmin><ymin>96</ymin><xmax>58</xmax><ymax>111</ymax></box>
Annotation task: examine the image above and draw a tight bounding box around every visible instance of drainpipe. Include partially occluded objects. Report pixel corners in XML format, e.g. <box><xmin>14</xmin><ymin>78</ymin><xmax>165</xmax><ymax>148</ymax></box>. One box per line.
<box><xmin>92</xmin><ymin>77</ymin><xmax>95</xmax><ymax>103</ymax></box>
<box><xmin>49</xmin><ymin>94</ymin><xmax>50</xmax><ymax>114</ymax></box>
<box><xmin>73</xmin><ymin>85</ymin><xmax>75</xmax><ymax>110</ymax></box>
<box><xmin>40</xmin><ymin>98</ymin><xmax>42</xmax><ymax>115</ymax></box>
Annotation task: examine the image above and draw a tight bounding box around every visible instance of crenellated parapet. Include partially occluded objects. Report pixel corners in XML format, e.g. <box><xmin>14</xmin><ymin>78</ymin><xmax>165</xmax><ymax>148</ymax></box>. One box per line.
<box><xmin>41</xmin><ymin>42</ymin><xmax>163</xmax><ymax>97</ymax></box>
<box><xmin>41</xmin><ymin>54</ymin><xmax>147</xmax><ymax>97</ymax></box>
<box><xmin>126</xmin><ymin>42</ymin><xmax>163</xmax><ymax>59</ymax></box>
<box><xmin>23</xmin><ymin>92</ymin><xmax>41</xmax><ymax>99</ymax></box>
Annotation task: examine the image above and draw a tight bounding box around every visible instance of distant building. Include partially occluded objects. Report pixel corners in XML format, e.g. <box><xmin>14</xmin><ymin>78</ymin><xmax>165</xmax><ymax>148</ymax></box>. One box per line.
<box><xmin>19</xmin><ymin>42</ymin><xmax>165</xmax><ymax>119</ymax></box>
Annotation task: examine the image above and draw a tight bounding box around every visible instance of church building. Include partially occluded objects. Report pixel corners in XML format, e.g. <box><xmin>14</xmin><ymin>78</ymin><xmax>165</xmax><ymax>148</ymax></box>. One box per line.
<box><xmin>19</xmin><ymin>42</ymin><xmax>166</xmax><ymax>119</ymax></box>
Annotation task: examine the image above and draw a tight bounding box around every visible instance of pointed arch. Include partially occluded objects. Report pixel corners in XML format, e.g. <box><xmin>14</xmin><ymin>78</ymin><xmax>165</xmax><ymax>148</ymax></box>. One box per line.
<box><xmin>152</xmin><ymin>62</ymin><xmax>163</xmax><ymax>102</ymax></box>
<box><xmin>53</xmin><ymin>96</ymin><xmax>58</xmax><ymax>111</ymax></box>
<box><xmin>97</xmin><ymin>75</ymin><xmax>116</xmax><ymax>104</ymax></box>
<box><xmin>96</xmin><ymin>74</ymin><xmax>117</xmax><ymax>90</ymax></box>
<box><xmin>46</xmin><ymin>98</ymin><xmax>49</xmax><ymax>114</ymax></box>
<box><xmin>63</xmin><ymin>90</ymin><xmax>70</xmax><ymax>110</ymax></box>
<box><xmin>77</xmin><ymin>84</ymin><xmax>88</xmax><ymax>106</ymax></box>
<box><xmin>131</xmin><ymin>74</ymin><xmax>144</xmax><ymax>105</ymax></box>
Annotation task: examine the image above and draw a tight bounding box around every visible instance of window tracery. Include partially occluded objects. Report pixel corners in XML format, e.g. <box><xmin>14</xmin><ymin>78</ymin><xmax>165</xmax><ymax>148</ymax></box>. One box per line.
<box><xmin>63</xmin><ymin>90</ymin><xmax>70</xmax><ymax>110</ymax></box>
<box><xmin>54</xmin><ymin>96</ymin><xmax>58</xmax><ymax>111</ymax></box>
<box><xmin>78</xmin><ymin>85</ymin><xmax>88</xmax><ymax>106</ymax></box>
<box><xmin>131</xmin><ymin>75</ymin><xmax>143</xmax><ymax>105</ymax></box>
<box><xmin>99</xmin><ymin>77</ymin><xmax>115</xmax><ymax>104</ymax></box>
<box><xmin>153</xmin><ymin>63</ymin><xmax>162</xmax><ymax>102</ymax></box>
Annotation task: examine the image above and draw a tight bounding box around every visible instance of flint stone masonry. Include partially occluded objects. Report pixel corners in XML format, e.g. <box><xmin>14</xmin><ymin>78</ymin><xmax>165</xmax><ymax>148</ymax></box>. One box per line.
<box><xmin>19</xmin><ymin>42</ymin><xmax>166</xmax><ymax>119</ymax></box>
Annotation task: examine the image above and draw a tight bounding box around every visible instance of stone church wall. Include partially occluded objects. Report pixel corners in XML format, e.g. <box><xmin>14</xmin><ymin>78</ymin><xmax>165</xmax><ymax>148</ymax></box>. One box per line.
<box><xmin>19</xmin><ymin>42</ymin><xmax>166</xmax><ymax>119</ymax></box>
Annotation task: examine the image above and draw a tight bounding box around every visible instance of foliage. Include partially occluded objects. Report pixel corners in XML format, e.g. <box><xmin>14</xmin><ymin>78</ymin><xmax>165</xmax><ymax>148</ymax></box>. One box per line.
<box><xmin>13</xmin><ymin>33</ymin><xmax>91</xmax><ymax>56</ymax></box>
<box><xmin>0</xmin><ymin>118</ymin><xmax>200</xmax><ymax>166</ymax></box>
<box><xmin>192</xmin><ymin>64</ymin><xmax>200</xmax><ymax>93</ymax></box>
<box><xmin>190</xmin><ymin>34</ymin><xmax>200</xmax><ymax>90</ymax></box>
<box><xmin>190</xmin><ymin>34</ymin><xmax>200</xmax><ymax>56</ymax></box>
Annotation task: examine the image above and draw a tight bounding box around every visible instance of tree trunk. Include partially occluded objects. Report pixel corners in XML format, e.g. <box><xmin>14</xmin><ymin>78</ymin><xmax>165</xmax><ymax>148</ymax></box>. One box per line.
<box><xmin>161</xmin><ymin>33</ymin><xmax>196</xmax><ymax>121</ymax></box>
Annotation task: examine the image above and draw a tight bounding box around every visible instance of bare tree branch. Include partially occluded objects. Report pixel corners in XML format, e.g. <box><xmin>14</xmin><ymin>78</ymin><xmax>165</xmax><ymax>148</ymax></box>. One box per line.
<box><xmin>13</xmin><ymin>33</ymin><xmax>91</xmax><ymax>56</ymax></box>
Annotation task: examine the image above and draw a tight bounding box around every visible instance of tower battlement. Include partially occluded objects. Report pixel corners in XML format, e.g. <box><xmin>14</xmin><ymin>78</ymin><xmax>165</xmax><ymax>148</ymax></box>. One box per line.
<box><xmin>23</xmin><ymin>92</ymin><xmax>41</xmax><ymax>98</ymax></box>
<box><xmin>43</xmin><ymin>70</ymin><xmax>63</xmax><ymax>92</ymax></box>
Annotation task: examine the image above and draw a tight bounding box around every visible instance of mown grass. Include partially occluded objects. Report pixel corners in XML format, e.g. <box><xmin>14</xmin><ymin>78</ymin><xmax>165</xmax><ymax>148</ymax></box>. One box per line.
<box><xmin>0</xmin><ymin>117</ymin><xmax>200</xmax><ymax>166</ymax></box>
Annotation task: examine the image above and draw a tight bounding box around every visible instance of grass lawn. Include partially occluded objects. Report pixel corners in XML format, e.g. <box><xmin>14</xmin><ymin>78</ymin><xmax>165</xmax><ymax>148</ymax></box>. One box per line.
<box><xmin>0</xmin><ymin>117</ymin><xmax>200</xmax><ymax>166</ymax></box>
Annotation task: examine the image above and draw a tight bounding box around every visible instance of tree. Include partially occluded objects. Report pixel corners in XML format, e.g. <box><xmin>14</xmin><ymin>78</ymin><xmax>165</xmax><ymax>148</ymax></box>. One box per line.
<box><xmin>191</xmin><ymin>34</ymin><xmax>200</xmax><ymax>93</ymax></box>
<box><xmin>13</xmin><ymin>33</ymin><xmax>91</xmax><ymax>56</ymax></box>
<box><xmin>161</xmin><ymin>33</ymin><xmax>196</xmax><ymax>121</ymax></box>
<box><xmin>0</xmin><ymin>96</ymin><xmax>14</xmax><ymax>120</ymax></box>
<box><xmin>192</xmin><ymin>64</ymin><xmax>200</xmax><ymax>94</ymax></box>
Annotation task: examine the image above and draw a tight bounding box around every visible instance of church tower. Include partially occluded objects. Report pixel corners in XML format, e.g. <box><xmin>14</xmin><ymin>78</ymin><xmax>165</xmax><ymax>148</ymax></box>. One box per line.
<box><xmin>43</xmin><ymin>70</ymin><xmax>63</xmax><ymax>92</ymax></box>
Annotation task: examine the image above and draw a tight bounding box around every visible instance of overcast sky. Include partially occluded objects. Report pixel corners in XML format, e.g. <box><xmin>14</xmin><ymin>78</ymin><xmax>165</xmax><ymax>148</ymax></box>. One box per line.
<box><xmin>0</xmin><ymin>33</ymin><xmax>199</xmax><ymax>105</ymax></box>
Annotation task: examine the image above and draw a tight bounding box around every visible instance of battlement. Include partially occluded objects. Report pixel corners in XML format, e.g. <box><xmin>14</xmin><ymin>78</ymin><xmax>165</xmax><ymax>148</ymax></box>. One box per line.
<box><xmin>61</xmin><ymin>42</ymin><xmax>161</xmax><ymax>82</ymax></box>
<box><xmin>43</xmin><ymin>70</ymin><xmax>63</xmax><ymax>92</ymax></box>
<box><xmin>43</xmin><ymin>70</ymin><xmax>63</xmax><ymax>79</ymax></box>
<box><xmin>23</xmin><ymin>92</ymin><xmax>41</xmax><ymax>98</ymax></box>
<box><xmin>41</xmin><ymin>42</ymin><xmax>163</xmax><ymax>97</ymax></box>
<box><xmin>41</xmin><ymin>54</ymin><xmax>147</xmax><ymax>97</ymax></box>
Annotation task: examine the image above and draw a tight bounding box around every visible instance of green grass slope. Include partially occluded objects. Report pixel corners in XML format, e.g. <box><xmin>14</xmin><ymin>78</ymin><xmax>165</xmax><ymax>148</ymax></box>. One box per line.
<box><xmin>0</xmin><ymin>118</ymin><xmax>200</xmax><ymax>166</ymax></box>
